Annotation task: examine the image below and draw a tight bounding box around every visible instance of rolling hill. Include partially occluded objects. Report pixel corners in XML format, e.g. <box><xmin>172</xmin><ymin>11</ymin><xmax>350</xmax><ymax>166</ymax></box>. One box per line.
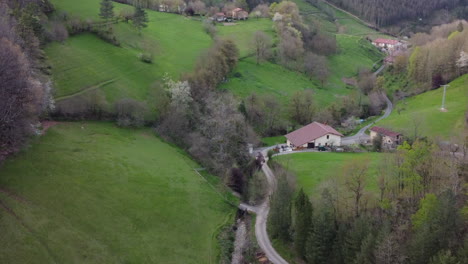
<box><xmin>0</xmin><ymin>122</ymin><xmax>235</xmax><ymax>263</ymax></box>
<box><xmin>47</xmin><ymin>0</ymin><xmax>211</xmax><ymax>104</ymax></box>
<box><xmin>377</xmin><ymin>74</ymin><xmax>468</xmax><ymax>140</ymax></box>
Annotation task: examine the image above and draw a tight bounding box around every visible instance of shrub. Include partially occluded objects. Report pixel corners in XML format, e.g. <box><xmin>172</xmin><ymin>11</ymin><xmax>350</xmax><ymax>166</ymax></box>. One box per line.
<box><xmin>203</xmin><ymin>19</ymin><xmax>217</xmax><ymax>38</ymax></box>
<box><xmin>138</xmin><ymin>52</ymin><xmax>153</xmax><ymax>63</ymax></box>
<box><xmin>114</xmin><ymin>98</ymin><xmax>148</xmax><ymax>127</ymax></box>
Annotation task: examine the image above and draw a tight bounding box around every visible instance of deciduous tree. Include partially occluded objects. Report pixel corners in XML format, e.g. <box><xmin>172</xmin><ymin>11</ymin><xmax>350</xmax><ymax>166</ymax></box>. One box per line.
<box><xmin>251</xmin><ymin>30</ymin><xmax>272</xmax><ymax>65</ymax></box>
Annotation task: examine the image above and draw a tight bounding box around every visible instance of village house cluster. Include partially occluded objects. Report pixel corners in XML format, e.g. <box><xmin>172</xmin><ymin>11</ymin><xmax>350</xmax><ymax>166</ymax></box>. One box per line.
<box><xmin>283</xmin><ymin>121</ymin><xmax>403</xmax><ymax>152</ymax></box>
<box><xmin>213</xmin><ymin>7</ymin><xmax>249</xmax><ymax>22</ymax></box>
<box><xmin>371</xmin><ymin>38</ymin><xmax>408</xmax><ymax>65</ymax></box>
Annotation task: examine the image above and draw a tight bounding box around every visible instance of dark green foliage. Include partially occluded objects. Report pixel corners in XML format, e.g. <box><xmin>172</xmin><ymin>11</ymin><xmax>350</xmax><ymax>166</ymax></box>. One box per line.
<box><xmin>372</xmin><ymin>134</ymin><xmax>382</xmax><ymax>152</ymax></box>
<box><xmin>344</xmin><ymin>217</ymin><xmax>372</xmax><ymax>263</ymax></box>
<box><xmin>133</xmin><ymin>6</ymin><xmax>148</xmax><ymax>32</ymax></box>
<box><xmin>218</xmin><ymin>225</ymin><xmax>236</xmax><ymax>264</ymax></box>
<box><xmin>269</xmin><ymin>170</ymin><xmax>294</xmax><ymax>242</ymax></box>
<box><xmin>327</xmin><ymin>0</ymin><xmax>463</xmax><ymax>26</ymax></box>
<box><xmin>306</xmin><ymin>206</ymin><xmax>337</xmax><ymax>264</ymax></box>
<box><xmin>429</xmin><ymin>250</ymin><xmax>460</xmax><ymax>264</ymax></box>
<box><xmin>457</xmin><ymin>21</ymin><xmax>464</xmax><ymax>32</ymax></box>
<box><xmin>293</xmin><ymin>189</ymin><xmax>312</xmax><ymax>259</ymax></box>
<box><xmin>99</xmin><ymin>0</ymin><xmax>114</xmax><ymax>21</ymax></box>
<box><xmin>409</xmin><ymin>191</ymin><xmax>463</xmax><ymax>264</ymax></box>
<box><xmin>353</xmin><ymin>232</ymin><xmax>377</xmax><ymax>264</ymax></box>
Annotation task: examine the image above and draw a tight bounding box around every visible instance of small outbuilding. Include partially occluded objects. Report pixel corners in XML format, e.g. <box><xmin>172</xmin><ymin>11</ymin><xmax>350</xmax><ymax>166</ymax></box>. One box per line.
<box><xmin>370</xmin><ymin>126</ymin><xmax>402</xmax><ymax>147</ymax></box>
<box><xmin>214</xmin><ymin>12</ymin><xmax>226</xmax><ymax>22</ymax></box>
<box><xmin>285</xmin><ymin>122</ymin><xmax>343</xmax><ymax>148</ymax></box>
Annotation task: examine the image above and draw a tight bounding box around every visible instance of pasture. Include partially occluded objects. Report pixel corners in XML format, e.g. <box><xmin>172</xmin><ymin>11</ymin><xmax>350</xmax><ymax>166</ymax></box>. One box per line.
<box><xmin>47</xmin><ymin>0</ymin><xmax>211</xmax><ymax>103</ymax></box>
<box><xmin>276</xmin><ymin>152</ymin><xmax>383</xmax><ymax>196</ymax></box>
<box><xmin>378</xmin><ymin>74</ymin><xmax>468</xmax><ymax>140</ymax></box>
<box><xmin>0</xmin><ymin>122</ymin><xmax>234</xmax><ymax>263</ymax></box>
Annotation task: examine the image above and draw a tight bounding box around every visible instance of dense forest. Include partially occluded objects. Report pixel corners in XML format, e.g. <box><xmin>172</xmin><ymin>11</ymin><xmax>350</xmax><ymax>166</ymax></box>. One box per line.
<box><xmin>327</xmin><ymin>0</ymin><xmax>468</xmax><ymax>27</ymax></box>
<box><xmin>268</xmin><ymin>138</ymin><xmax>468</xmax><ymax>264</ymax></box>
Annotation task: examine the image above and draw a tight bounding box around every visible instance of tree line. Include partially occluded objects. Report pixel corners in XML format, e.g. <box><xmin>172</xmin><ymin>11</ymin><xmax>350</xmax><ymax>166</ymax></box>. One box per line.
<box><xmin>327</xmin><ymin>0</ymin><xmax>467</xmax><ymax>27</ymax></box>
<box><xmin>268</xmin><ymin>137</ymin><xmax>468</xmax><ymax>264</ymax></box>
<box><xmin>0</xmin><ymin>0</ymin><xmax>55</xmax><ymax>160</ymax></box>
<box><xmin>380</xmin><ymin>20</ymin><xmax>468</xmax><ymax>102</ymax></box>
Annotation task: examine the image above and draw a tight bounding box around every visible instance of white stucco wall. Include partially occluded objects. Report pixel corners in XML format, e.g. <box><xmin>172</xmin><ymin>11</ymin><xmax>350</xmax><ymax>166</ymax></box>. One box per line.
<box><xmin>314</xmin><ymin>134</ymin><xmax>342</xmax><ymax>147</ymax></box>
<box><xmin>287</xmin><ymin>134</ymin><xmax>342</xmax><ymax>148</ymax></box>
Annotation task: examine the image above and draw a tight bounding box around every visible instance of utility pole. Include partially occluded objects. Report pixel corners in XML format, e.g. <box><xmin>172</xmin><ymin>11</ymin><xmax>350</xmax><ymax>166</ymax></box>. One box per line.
<box><xmin>440</xmin><ymin>84</ymin><xmax>449</xmax><ymax>111</ymax></box>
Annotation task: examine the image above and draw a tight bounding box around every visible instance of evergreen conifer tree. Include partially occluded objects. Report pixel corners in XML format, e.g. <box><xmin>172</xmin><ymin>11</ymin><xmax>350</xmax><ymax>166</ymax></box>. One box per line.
<box><xmin>133</xmin><ymin>5</ymin><xmax>148</xmax><ymax>33</ymax></box>
<box><xmin>99</xmin><ymin>0</ymin><xmax>114</xmax><ymax>22</ymax></box>
<box><xmin>293</xmin><ymin>189</ymin><xmax>312</xmax><ymax>259</ymax></box>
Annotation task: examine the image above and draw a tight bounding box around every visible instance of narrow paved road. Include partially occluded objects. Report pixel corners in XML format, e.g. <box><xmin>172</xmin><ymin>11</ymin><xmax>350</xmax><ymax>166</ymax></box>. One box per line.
<box><xmin>239</xmin><ymin>147</ymin><xmax>288</xmax><ymax>264</ymax></box>
<box><xmin>239</xmin><ymin>65</ymin><xmax>391</xmax><ymax>264</ymax></box>
<box><xmin>341</xmin><ymin>93</ymin><xmax>392</xmax><ymax>145</ymax></box>
<box><xmin>342</xmin><ymin>65</ymin><xmax>392</xmax><ymax>145</ymax></box>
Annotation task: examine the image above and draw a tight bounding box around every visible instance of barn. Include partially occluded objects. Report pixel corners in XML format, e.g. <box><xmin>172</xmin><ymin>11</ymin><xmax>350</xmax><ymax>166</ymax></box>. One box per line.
<box><xmin>285</xmin><ymin>122</ymin><xmax>343</xmax><ymax>148</ymax></box>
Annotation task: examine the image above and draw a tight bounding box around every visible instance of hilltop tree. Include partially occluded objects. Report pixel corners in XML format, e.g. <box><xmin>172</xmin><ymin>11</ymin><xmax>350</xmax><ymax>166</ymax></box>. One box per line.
<box><xmin>99</xmin><ymin>0</ymin><xmax>114</xmax><ymax>22</ymax></box>
<box><xmin>133</xmin><ymin>5</ymin><xmax>148</xmax><ymax>33</ymax></box>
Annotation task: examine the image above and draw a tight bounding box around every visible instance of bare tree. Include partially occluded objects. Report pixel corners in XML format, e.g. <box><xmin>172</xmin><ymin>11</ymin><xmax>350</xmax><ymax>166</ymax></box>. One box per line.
<box><xmin>0</xmin><ymin>37</ymin><xmax>42</xmax><ymax>153</ymax></box>
<box><xmin>251</xmin><ymin>30</ymin><xmax>272</xmax><ymax>65</ymax></box>
<box><xmin>343</xmin><ymin>159</ymin><xmax>369</xmax><ymax>218</ymax></box>
<box><xmin>277</xmin><ymin>27</ymin><xmax>304</xmax><ymax>70</ymax></box>
<box><xmin>304</xmin><ymin>52</ymin><xmax>329</xmax><ymax>87</ymax></box>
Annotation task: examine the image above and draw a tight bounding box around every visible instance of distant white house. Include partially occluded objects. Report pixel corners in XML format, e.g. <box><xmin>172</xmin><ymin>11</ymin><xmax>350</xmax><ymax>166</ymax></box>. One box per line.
<box><xmin>285</xmin><ymin>122</ymin><xmax>343</xmax><ymax>148</ymax></box>
<box><xmin>372</xmin><ymin>38</ymin><xmax>401</xmax><ymax>51</ymax></box>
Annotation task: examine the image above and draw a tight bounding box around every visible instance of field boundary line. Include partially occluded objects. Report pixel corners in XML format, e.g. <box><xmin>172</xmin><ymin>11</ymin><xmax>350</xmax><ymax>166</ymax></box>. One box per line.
<box><xmin>55</xmin><ymin>78</ymin><xmax>118</xmax><ymax>102</ymax></box>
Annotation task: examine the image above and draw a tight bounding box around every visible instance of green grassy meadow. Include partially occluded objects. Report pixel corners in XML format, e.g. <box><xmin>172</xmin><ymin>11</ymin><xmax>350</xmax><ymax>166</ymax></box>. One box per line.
<box><xmin>47</xmin><ymin>0</ymin><xmax>211</xmax><ymax>102</ymax></box>
<box><xmin>378</xmin><ymin>75</ymin><xmax>468</xmax><ymax>139</ymax></box>
<box><xmin>217</xmin><ymin>18</ymin><xmax>276</xmax><ymax>57</ymax></box>
<box><xmin>276</xmin><ymin>152</ymin><xmax>383</xmax><ymax>196</ymax></box>
<box><xmin>221</xmin><ymin>0</ymin><xmax>383</xmax><ymax>107</ymax></box>
<box><xmin>0</xmin><ymin>122</ymin><xmax>235</xmax><ymax>263</ymax></box>
<box><xmin>262</xmin><ymin>135</ymin><xmax>287</xmax><ymax>146</ymax></box>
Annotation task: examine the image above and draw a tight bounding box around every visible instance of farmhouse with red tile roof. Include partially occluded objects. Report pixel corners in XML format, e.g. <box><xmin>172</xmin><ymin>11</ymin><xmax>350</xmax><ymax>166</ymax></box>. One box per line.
<box><xmin>285</xmin><ymin>122</ymin><xmax>343</xmax><ymax>148</ymax></box>
<box><xmin>370</xmin><ymin>126</ymin><xmax>402</xmax><ymax>147</ymax></box>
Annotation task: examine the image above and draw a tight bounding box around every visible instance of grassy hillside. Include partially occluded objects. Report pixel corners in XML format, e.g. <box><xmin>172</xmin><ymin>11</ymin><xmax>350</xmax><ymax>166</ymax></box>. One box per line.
<box><xmin>47</xmin><ymin>0</ymin><xmax>211</xmax><ymax>102</ymax></box>
<box><xmin>378</xmin><ymin>75</ymin><xmax>468</xmax><ymax>139</ymax></box>
<box><xmin>221</xmin><ymin>0</ymin><xmax>383</xmax><ymax>107</ymax></box>
<box><xmin>217</xmin><ymin>18</ymin><xmax>276</xmax><ymax>57</ymax></box>
<box><xmin>276</xmin><ymin>152</ymin><xmax>383</xmax><ymax>196</ymax></box>
<box><xmin>0</xmin><ymin>122</ymin><xmax>234</xmax><ymax>263</ymax></box>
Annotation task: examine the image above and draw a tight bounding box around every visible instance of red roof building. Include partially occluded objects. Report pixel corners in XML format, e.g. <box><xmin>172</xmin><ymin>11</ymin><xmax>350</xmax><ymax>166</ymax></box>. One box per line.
<box><xmin>285</xmin><ymin>122</ymin><xmax>344</xmax><ymax>148</ymax></box>
<box><xmin>372</xmin><ymin>38</ymin><xmax>401</xmax><ymax>51</ymax></box>
<box><xmin>370</xmin><ymin>126</ymin><xmax>402</xmax><ymax>146</ymax></box>
<box><xmin>373</xmin><ymin>38</ymin><xmax>400</xmax><ymax>45</ymax></box>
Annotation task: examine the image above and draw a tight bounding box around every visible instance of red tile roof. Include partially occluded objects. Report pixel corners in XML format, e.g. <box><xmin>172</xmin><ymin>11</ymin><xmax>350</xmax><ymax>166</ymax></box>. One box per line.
<box><xmin>285</xmin><ymin>122</ymin><xmax>343</xmax><ymax>146</ymax></box>
<box><xmin>373</xmin><ymin>38</ymin><xmax>399</xmax><ymax>45</ymax></box>
<box><xmin>370</xmin><ymin>126</ymin><xmax>401</xmax><ymax>138</ymax></box>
